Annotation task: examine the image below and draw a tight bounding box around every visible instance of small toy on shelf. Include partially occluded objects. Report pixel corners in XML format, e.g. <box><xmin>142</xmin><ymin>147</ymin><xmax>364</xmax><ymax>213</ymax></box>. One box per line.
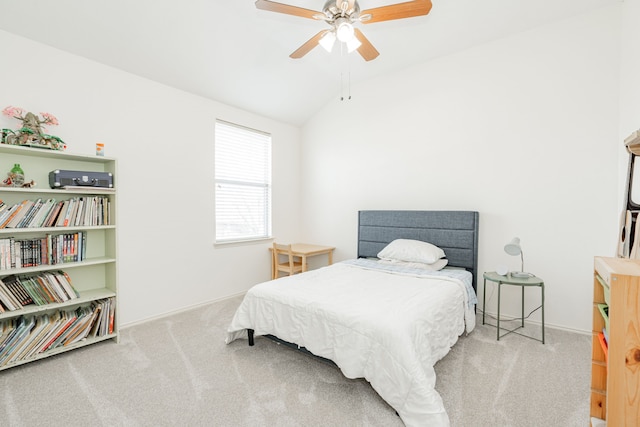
<box><xmin>1</xmin><ymin>171</ymin><xmax>16</xmax><ymax>187</ymax></box>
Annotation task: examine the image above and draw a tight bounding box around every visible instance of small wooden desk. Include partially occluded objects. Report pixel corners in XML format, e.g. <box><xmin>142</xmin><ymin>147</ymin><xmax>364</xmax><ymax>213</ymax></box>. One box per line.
<box><xmin>270</xmin><ymin>243</ymin><xmax>335</xmax><ymax>279</ymax></box>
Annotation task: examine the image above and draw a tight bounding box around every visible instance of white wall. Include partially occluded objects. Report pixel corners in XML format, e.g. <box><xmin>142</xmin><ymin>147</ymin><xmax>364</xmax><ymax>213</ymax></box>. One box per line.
<box><xmin>0</xmin><ymin>30</ymin><xmax>302</xmax><ymax>326</ymax></box>
<box><xmin>301</xmin><ymin>6</ymin><xmax>621</xmax><ymax>332</ymax></box>
<box><xmin>619</xmin><ymin>0</ymin><xmax>640</xmax><ymax>198</ymax></box>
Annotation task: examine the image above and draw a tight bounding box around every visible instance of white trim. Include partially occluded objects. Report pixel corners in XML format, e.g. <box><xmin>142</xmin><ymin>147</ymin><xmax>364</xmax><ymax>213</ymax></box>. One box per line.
<box><xmin>119</xmin><ymin>292</ymin><xmax>247</xmax><ymax>330</ymax></box>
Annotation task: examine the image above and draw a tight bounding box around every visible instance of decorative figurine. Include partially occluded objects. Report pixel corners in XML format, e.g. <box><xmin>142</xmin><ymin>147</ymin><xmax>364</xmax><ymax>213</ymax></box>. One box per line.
<box><xmin>1</xmin><ymin>172</ymin><xmax>15</xmax><ymax>187</ymax></box>
<box><xmin>1</xmin><ymin>106</ymin><xmax>67</xmax><ymax>150</ymax></box>
<box><xmin>1</xmin><ymin>165</ymin><xmax>34</xmax><ymax>188</ymax></box>
<box><xmin>10</xmin><ymin>163</ymin><xmax>24</xmax><ymax>187</ymax></box>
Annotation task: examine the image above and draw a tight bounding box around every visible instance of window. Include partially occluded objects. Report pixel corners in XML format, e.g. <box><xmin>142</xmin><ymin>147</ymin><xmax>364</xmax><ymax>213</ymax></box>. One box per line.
<box><xmin>215</xmin><ymin>120</ymin><xmax>272</xmax><ymax>243</ymax></box>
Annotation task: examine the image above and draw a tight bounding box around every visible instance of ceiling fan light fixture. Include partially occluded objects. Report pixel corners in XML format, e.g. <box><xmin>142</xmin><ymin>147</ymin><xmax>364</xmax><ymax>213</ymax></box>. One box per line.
<box><xmin>346</xmin><ymin>36</ymin><xmax>361</xmax><ymax>53</ymax></box>
<box><xmin>335</xmin><ymin>19</ymin><xmax>355</xmax><ymax>42</ymax></box>
<box><xmin>319</xmin><ymin>31</ymin><xmax>337</xmax><ymax>52</ymax></box>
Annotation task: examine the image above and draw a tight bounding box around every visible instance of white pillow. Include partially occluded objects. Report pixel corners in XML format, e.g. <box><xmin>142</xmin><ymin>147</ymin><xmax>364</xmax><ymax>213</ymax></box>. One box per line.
<box><xmin>377</xmin><ymin>239</ymin><xmax>445</xmax><ymax>264</ymax></box>
<box><xmin>378</xmin><ymin>258</ymin><xmax>449</xmax><ymax>271</ymax></box>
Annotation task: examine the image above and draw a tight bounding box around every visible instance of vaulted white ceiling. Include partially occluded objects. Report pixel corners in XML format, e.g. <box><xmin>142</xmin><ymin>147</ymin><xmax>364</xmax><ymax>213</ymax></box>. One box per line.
<box><xmin>0</xmin><ymin>0</ymin><xmax>619</xmax><ymax>126</ymax></box>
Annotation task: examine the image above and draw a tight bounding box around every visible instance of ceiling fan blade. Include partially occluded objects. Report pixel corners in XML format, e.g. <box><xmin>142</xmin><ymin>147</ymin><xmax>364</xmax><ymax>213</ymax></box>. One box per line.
<box><xmin>290</xmin><ymin>31</ymin><xmax>327</xmax><ymax>59</ymax></box>
<box><xmin>255</xmin><ymin>0</ymin><xmax>319</xmax><ymax>19</ymax></box>
<box><xmin>361</xmin><ymin>0</ymin><xmax>432</xmax><ymax>24</ymax></box>
<box><xmin>354</xmin><ymin>29</ymin><xmax>379</xmax><ymax>61</ymax></box>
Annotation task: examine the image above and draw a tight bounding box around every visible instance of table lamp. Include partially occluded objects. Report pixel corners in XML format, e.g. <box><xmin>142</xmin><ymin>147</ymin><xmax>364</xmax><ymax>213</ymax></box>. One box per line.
<box><xmin>504</xmin><ymin>237</ymin><xmax>533</xmax><ymax>278</ymax></box>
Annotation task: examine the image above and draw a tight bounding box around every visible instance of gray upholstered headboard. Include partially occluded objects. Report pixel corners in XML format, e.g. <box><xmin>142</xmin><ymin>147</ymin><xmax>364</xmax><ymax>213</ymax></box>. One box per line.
<box><xmin>357</xmin><ymin>210</ymin><xmax>480</xmax><ymax>291</ymax></box>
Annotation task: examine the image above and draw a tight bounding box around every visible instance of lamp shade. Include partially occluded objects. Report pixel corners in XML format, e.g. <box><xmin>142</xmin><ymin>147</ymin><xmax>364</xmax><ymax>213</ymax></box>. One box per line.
<box><xmin>346</xmin><ymin>36</ymin><xmax>361</xmax><ymax>53</ymax></box>
<box><xmin>504</xmin><ymin>237</ymin><xmax>522</xmax><ymax>256</ymax></box>
<box><xmin>319</xmin><ymin>31</ymin><xmax>336</xmax><ymax>52</ymax></box>
<box><xmin>336</xmin><ymin>19</ymin><xmax>354</xmax><ymax>42</ymax></box>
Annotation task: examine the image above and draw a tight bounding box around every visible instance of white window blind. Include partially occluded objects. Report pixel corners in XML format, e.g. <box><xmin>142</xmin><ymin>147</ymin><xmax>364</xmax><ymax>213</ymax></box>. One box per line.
<box><xmin>215</xmin><ymin>120</ymin><xmax>272</xmax><ymax>243</ymax></box>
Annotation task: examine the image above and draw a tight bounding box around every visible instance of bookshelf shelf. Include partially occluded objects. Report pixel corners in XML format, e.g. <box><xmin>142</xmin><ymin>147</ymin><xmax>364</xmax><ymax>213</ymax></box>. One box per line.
<box><xmin>0</xmin><ymin>145</ymin><xmax>118</xmax><ymax>370</ymax></box>
<box><xmin>0</xmin><ymin>333</ymin><xmax>117</xmax><ymax>371</ymax></box>
<box><xmin>0</xmin><ymin>257</ymin><xmax>116</xmax><ymax>276</ymax></box>
<box><xmin>0</xmin><ymin>288</ymin><xmax>116</xmax><ymax>320</ymax></box>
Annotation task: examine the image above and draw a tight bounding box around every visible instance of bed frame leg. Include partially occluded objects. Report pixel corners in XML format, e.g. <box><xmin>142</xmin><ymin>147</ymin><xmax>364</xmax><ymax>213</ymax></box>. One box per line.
<box><xmin>248</xmin><ymin>329</ymin><xmax>254</xmax><ymax>346</ymax></box>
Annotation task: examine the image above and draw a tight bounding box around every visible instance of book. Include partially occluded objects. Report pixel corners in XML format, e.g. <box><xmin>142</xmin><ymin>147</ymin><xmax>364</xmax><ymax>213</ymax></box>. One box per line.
<box><xmin>0</xmin><ymin>319</ymin><xmax>15</xmax><ymax>347</ymax></box>
<box><xmin>16</xmin><ymin>198</ymin><xmax>42</xmax><ymax>228</ymax></box>
<box><xmin>19</xmin><ymin>277</ymin><xmax>46</xmax><ymax>306</ymax></box>
<box><xmin>0</xmin><ymin>202</ymin><xmax>20</xmax><ymax>227</ymax></box>
<box><xmin>43</xmin><ymin>201</ymin><xmax>64</xmax><ymax>228</ymax></box>
<box><xmin>47</xmin><ymin>271</ymin><xmax>78</xmax><ymax>301</ymax></box>
<box><xmin>0</xmin><ymin>316</ymin><xmax>36</xmax><ymax>366</ymax></box>
<box><xmin>0</xmin><ymin>203</ymin><xmax>20</xmax><ymax>229</ymax></box>
<box><xmin>54</xmin><ymin>200</ymin><xmax>70</xmax><ymax>227</ymax></box>
<box><xmin>28</xmin><ymin>198</ymin><xmax>56</xmax><ymax>228</ymax></box>
<box><xmin>5</xmin><ymin>200</ymin><xmax>34</xmax><ymax>228</ymax></box>
<box><xmin>68</xmin><ymin>198</ymin><xmax>80</xmax><ymax>228</ymax></box>
<box><xmin>88</xmin><ymin>302</ymin><xmax>104</xmax><ymax>338</ymax></box>
<box><xmin>81</xmin><ymin>231</ymin><xmax>86</xmax><ymax>260</ymax></box>
<box><xmin>39</xmin><ymin>272</ymin><xmax>66</xmax><ymax>302</ymax></box>
<box><xmin>33</xmin><ymin>275</ymin><xmax>58</xmax><ymax>303</ymax></box>
<box><xmin>13</xmin><ymin>239</ymin><xmax>21</xmax><ymax>269</ymax></box>
<box><xmin>61</xmin><ymin>306</ymin><xmax>94</xmax><ymax>346</ymax></box>
<box><xmin>108</xmin><ymin>298</ymin><xmax>115</xmax><ymax>334</ymax></box>
<box><xmin>47</xmin><ymin>310</ymin><xmax>81</xmax><ymax>350</ymax></box>
<box><xmin>39</xmin><ymin>310</ymin><xmax>76</xmax><ymax>353</ymax></box>
<box><xmin>30</xmin><ymin>311</ymin><xmax>62</xmax><ymax>356</ymax></box>
<box><xmin>2</xmin><ymin>275</ymin><xmax>33</xmax><ymax>306</ymax></box>
<box><xmin>0</xmin><ymin>278</ymin><xmax>21</xmax><ymax>311</ymax></box>
<box><xmin>14</xmin><ymin>314</ymin><xmax>52</xmax><ymax>361</ymax></box>
<box><xmin>73</xmin><ymin>198</ymin><xmax>84</xmax><ymax>227</ymax></box>
<box><xmin>0</xmin><ymin>318</ymin><xmax>19</xmax><ymax>357</ymax></box>
<box><xmin>6</xmin><ymin>316</ymin><xmax>48</xmax><ymax>364</ymax></box>
<box><xmin>0</xmin><ymin>238</ymin><xmax>7</xmax><ymax>270</ymax></box>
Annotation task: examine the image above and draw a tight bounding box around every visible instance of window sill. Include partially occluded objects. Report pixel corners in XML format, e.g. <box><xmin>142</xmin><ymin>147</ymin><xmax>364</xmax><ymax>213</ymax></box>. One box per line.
<box><xmin>214</xmin><ymin>236</ymin><xmax>273</xmax><ymax>248</ymax></box>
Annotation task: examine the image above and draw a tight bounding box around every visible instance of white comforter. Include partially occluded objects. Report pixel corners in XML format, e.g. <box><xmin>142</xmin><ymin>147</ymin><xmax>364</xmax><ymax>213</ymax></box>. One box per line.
<box><xmin>226</xmin><ymin>260</ymin><xmax>476</xmax><ymax>426</ymax></box>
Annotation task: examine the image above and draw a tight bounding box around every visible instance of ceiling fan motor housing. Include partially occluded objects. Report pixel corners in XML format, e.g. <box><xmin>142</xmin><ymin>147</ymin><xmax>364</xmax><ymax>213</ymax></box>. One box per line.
<box><xmin>323</xmin><ymin>0</ymin><xmax>360</xmax><ymax>21</ymax></box>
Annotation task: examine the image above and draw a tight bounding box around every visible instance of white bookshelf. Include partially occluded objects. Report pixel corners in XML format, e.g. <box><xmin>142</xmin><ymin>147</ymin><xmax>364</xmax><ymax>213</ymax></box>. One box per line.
<box><xmin>0</xmin><ymin>144</ymin><xmax>118</xmax><ymax>370</ymax></box>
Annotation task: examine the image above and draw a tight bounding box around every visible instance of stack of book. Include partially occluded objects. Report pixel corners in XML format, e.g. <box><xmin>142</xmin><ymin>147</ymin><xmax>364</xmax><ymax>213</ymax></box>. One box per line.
<box><xmin>0</xmin><ymin>232</ymin><xmax>87</xmax><ymax>270</ymax></box>
<box><xmin>0</xmin><ymin>297</ymin><xmax>115</xmax><ymax>367</ymax></box>
<box><xmin>0</xmin><ymin>271</ymin><xmax>79</xmax><ymax>312</ymax></box>
<box><xmin>0</xmin><ymin>196</ymin><xmax>111</xmax><ymax>229</ymax></box>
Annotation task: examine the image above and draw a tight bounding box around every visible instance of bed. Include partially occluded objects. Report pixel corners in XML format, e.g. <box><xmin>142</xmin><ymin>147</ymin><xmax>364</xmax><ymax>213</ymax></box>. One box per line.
<box><xmin>226</xmin><ymin>210</ymin><xmax>479</xmax><ymax>426</ymax></box>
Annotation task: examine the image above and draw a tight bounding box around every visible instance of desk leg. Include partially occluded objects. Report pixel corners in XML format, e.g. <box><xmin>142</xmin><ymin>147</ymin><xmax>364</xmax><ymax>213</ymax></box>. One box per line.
<box><xmin>541</xmin><ymin>284</ymin><xmax>545</xmax><ymax>344</ymax></box>
<box><xmin>328</xmin><ymin>250</ymin><xmax>333</xmax><ymax>265</ymax></box>
<box><xmin>302</xmin><ymin>255</ymin><xmax>308</xmax><ymax>272</ymax></box>
<box><xmin>271</xmin><ymin>253</ymin><xmax>276</xmax><ymax>280</ymax></box>
<box><xmin>521</xmin><ymin>286</ymin><xmax>525</xmax><ymax>329</ymax></box>
<box><xmin>497</xmin><ymin>282</ymin><xmax>501</xmax><ymax>340</ymax></box>
<box><xmin>482</xmin><ymin>278</ymin><xmax>487</xmax><ymax>325</ymax></box>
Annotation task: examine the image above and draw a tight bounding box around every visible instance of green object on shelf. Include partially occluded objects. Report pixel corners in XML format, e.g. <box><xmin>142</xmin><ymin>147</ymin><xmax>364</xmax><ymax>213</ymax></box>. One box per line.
<box><xmin>10</xmin><ymin>163</ymin><xmax>24</xmax><ymax>187</ymax></box>
<box><xmin>598</xmin><ymin>303</ymin><xmax>609</xmax><ymax>332</ymax></box>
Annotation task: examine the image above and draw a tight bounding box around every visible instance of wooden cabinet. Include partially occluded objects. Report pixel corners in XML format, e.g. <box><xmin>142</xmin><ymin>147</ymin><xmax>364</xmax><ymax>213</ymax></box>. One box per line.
<box><xmin>0</xmin><ymin>144</ymin><xmax>118</xmax><ymax>370</ymax></box>
<box><xmin>591</xmin><ymin>256</ymin><xmax>640</xmax><ymax>426</ymax></box>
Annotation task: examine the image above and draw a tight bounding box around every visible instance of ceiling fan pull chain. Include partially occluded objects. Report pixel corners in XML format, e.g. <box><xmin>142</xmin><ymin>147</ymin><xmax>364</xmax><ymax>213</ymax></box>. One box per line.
<box><xmin>339</xmin><ymin>44</ymin><xmax>352</xmax><ymax>101</ymax></box>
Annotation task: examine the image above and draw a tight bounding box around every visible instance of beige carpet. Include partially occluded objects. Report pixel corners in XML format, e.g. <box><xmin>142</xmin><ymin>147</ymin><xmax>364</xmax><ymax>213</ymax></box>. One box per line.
<box><xmin>0</xmin><ymin>295</ymin><xmax>591</xmax><ymax>426</ymax></box>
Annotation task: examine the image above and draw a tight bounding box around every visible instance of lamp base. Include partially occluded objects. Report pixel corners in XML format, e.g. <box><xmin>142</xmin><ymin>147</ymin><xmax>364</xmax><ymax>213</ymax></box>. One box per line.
<box><xmin>510</xmin><ymin>271</ymin><xmax>533</xmax><ymax>278</ymax></box>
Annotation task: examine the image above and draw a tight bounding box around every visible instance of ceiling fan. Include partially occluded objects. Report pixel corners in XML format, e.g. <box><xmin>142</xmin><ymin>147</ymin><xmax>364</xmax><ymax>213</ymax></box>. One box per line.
<box><xmin>255</xmin><ymin>0</ymin><xmax>433</xmax><ymax>61</ymax></box>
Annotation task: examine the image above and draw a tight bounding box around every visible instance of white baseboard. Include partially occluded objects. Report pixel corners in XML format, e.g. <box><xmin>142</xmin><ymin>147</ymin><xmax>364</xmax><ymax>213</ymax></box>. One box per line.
<box><xmin>119</xmin><ymin>291</ymin><xmax>247</xmax><ymax>330</ymax></box>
